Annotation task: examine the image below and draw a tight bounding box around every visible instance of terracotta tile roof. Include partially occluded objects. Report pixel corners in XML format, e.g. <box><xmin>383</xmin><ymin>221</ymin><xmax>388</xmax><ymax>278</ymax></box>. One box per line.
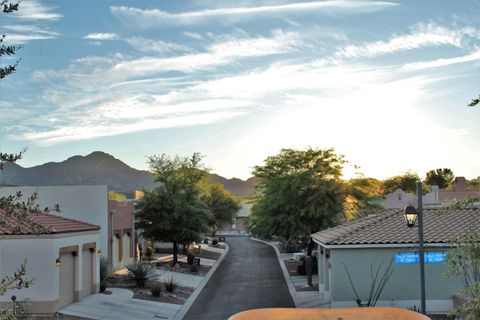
<box><xmin>311</xmin><ymin>208</ymin><xmax>480</xmax><ymax>246</ymax></box>
<box><xmin>0</xmin><ymin>209</ymin><xmax>100</xmax><ymax>235</ymax></box>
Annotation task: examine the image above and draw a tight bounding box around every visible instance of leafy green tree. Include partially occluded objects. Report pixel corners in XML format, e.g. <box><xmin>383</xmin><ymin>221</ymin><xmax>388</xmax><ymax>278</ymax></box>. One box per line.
<box><xmin>248</xmin><ymin>148</ymin><xmax>346</xmax><ymax>242</ymax></box>
<box><xmin>201</xmin><ymin>183</ymin><xmax>240</xmax><ymax>236</ymax></box>
<box><xmin>135</xmin><ymin>153</ymin><xmax>212</xmax><ymax>265</ymax></box>
<box><xmin>468</xmin><ymin>95</ymin><xmax>479</xmax><ymax>107</ymax></box>
<box><xmin>446</xmin><ymin>233</ymin><xmax>480</xmax><ymax>319</ymax></box>
<box><xmin>1</xmin><ymin>0</ymin><xmax>21</xmax><ymax>79</ymax></box>
<box><xmin>424</xmin><ymin>168</ymin><xmax>454</xmax><ymax>189</ymax></box>
<box><xmin>381</xmin><ymin>171</ymin><xmax>420</xmax><ymax>195</ymax></box>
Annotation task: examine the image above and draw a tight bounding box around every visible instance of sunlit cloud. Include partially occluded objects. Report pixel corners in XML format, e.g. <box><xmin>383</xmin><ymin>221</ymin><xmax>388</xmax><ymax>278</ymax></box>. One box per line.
<box><xmin>125</xmin><ymin>36</ymin><xmax>191</xmax><ymax>53</ymax></box>
<box><xmin>403</xmin><ymin>50</ymin><xmax>480</xmax><ymax>71</ymax></box>
<box><xmin>335</xmin><ymin>23</ymin><xmax>478</xmax><ymax>58</ymax></box>
<box><xmin>83</xmin><ymin>33</ymin><xmax>119</xmax><ymax>40</ymax></box>
<box><xmin>111</xmin><ymin>1</ymin><xmax>398</xmax><ymax>27</ymax></box>
<box><xmin>16</xmin><ymin>0</ymin><xmax>62</xmax><ymax>21</ymax></box>
<box><xmin>2</xmin><ymin>24</ymin><xmax>59</xmax><ymax>44</ymax></box>
<box><xmin>113</xmin><ymin>30</ymin><xmax>300</xmax><ymax>74</ymax></box>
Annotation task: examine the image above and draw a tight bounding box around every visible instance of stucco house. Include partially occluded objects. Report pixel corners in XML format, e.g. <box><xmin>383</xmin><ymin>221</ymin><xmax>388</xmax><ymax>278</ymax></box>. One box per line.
<box><xmin>217</xmin><ymin>203</ymin><xmax>252</xmax><ymax>235</ymax></box>
<box><xmin>311</xmin><ymin>207</ymin><xmax>479</xmax><ymax>314</ymax></box>
<box><xmin>0</xmin><ymin>186</ymin><xmax>135</xmax><ymax>270</ymax></box>
<box><xmin>108</xmin><ymin>199</ymin><xmax>135</xmax><ymax>270</ymax></box>
<box><xmin>384</xmin><ymin>177</ymin><xmax>480</xmax><ymax>209</ymax></box>
<box><xmin>0</xmin><ymin>209</ymin><xmax>100</xmax><ymax>313</ymax></box>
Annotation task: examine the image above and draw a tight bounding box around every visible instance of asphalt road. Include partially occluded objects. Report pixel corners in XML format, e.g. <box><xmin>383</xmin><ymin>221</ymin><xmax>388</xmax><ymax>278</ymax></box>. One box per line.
<box><xmin>183</xmin><ymin>236</ymin><xmax>294</xmax><ymax>320</ymax></box>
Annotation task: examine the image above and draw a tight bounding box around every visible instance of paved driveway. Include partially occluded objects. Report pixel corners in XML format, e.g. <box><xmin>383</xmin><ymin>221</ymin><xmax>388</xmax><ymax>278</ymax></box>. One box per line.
<box><xmin>184</xmin><ymin>236</ymin><xmax>294</xmax><ymax>320</ymax></box>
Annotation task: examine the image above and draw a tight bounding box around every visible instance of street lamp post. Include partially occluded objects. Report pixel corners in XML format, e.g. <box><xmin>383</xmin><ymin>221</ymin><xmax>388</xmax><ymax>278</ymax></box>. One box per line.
<box><xmin>403</xmin><ymin>181</ymin><xmax>426</xmax><ymax>314</ymax></box>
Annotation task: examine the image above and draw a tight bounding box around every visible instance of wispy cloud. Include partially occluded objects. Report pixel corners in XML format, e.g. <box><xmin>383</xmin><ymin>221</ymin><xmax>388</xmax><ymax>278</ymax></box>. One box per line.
<box><xmin>16</xmin><ymin>0</ymin><xmax>62</xmax><ymax>21</ymax></box>
<box><xmin>113</xmin><ymin>29</ymin><xmax>300</xmax><ymax>74</ymax></box>
<box><xmin>125</xmin><ymin>37</ymin><xmax>191</xmax><ymax>53</ymax></box>
<box><xmin>335</xmin><ymin>23</ymin><xmax>478</xmax><ymax>58</ymax></box>
<box><xmin>3</xmin><ymin>25</ymin><xmax>59</xmax><ymax>44</ymax></box>
<box><xmin>183</xmin><ymin>31</ymin><xmax>204</xmax><ymax>40</ymax></box>
<box><xmin>403</xmin><ymin>49</ymin><xmax>480</xmax><ymax>71</ymax></box>
<box><xmin>83</xmin><ymin>33</ymin><xmax>119</xmax><ymax>40</ymax></box>
<box><xmin>111</xmin><ymin>1</ymin><xmax>398</xmax><ymax>27</ymax></box>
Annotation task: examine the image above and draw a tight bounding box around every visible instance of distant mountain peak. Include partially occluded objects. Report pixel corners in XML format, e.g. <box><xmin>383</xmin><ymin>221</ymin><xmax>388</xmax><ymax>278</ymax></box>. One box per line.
<box><xmin>0</xmin><ymin>151</ymin><xmax>257</xmax><ymax>196</ymax></box>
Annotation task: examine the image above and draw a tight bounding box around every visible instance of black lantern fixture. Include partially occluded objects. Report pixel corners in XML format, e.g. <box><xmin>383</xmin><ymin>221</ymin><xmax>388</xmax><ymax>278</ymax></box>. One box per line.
<box><xmin>55</xmin><ymin>258</ymin><xmax>61</xmax><ymax>268</ymax></box>
<box><xmin>403</xmin><ymin>205</ymin><xmax>418</xmax><ymax>228</ymax></box>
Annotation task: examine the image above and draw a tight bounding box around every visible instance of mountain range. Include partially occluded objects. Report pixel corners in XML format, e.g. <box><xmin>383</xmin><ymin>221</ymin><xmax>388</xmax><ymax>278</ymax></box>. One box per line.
<box><xmin>0</xmin><ymin>151</ymin><xmax>256</xmax><ymax>196</ymax></box>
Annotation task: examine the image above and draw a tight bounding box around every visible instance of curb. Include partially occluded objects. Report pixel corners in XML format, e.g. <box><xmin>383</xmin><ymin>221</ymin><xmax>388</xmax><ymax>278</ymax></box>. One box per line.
<box><xmin>173</xmin><ymin>242</ymin><xmax>230</xmax><ymax>320</ymax></box>
<box><xmin>250</xmin><ymin>237</ymin><xmax>298</xmax><ymax>307</ymax></box>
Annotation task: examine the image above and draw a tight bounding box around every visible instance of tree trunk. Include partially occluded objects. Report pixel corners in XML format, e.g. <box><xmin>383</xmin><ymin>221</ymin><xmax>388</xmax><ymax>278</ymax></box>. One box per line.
<box><xmin>172</xmin><ymin>241</ymin><xmax>178</xmax><ymax>266</ymax></box>
<box><xmin>306</xmin><ymin>255</ymin><xmax>313</xmax><ymax>286</ymax></box>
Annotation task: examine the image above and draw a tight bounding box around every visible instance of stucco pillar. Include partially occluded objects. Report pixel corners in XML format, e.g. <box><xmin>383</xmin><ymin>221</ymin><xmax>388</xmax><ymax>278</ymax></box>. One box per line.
<box><xmin>324</xmin><ymin>249</ymin><xmax>330</xmax><ymax>295</ymax></box>
<box><xmin>74</xmin><ymin>252</ymin><xmax>81</xmax><ymax>301</ymax></box>
<box><xmin>318</xmin><ymin>245</ymin><xmax>325</xmax><ymax>292</ymax></box>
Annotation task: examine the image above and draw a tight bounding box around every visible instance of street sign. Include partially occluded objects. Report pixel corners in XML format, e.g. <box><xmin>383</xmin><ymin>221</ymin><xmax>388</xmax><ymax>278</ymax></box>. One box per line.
<box><xmin>395</xmin><ymin>251</ymin><xmax>447</xmax><ymax>264</ymax></box>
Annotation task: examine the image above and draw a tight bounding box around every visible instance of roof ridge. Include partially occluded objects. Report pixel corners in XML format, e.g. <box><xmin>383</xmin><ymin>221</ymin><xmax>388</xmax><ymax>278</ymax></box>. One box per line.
<box><xmin>334</xmin><ymin>209</ymin><xmax>402</xmax><ymax>241</ymax></box>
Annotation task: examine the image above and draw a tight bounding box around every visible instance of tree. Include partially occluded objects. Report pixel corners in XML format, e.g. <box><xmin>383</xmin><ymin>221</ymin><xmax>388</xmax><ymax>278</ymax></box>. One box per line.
<box><xmin>381</xmin><ymin>171</ymin><xmax>420</xmax><ymax>195</ymax></box>
<box><xmin>135</xmin><ymin>153</ymin><xmax>212</xmax><ymax>266</ymax></box>
<box><xmin>200</xmin><ymin>183</ymin><xmax>240</xmax><ymax>236</ymax></box>
<box><xmin>1</xmin><ymin>0</ymin><xmax>21</xmax><ymax>79</ymax></box>
<box><xmin>424</xmin><ymin>168</ymin><xmax>454</xmax><ymax>189</ymax></box>
<box><xmin>108</xmin><ymin>190</ymin><xmax>126</xmax><ymax>200</ymax></box>
<box><xmin>446</xmin><ymin>232</ymin><xmax>480</xmax><ymax>319</ymax></box>
<box><xmin>468</xmin><ymin>95</ymin><xmax>479</xmax><ymax>107</ymax></box>
<box><xmin>248</xmin><ymin>148</ymin><xmax>346</xmax><ymax>242</ymax></box>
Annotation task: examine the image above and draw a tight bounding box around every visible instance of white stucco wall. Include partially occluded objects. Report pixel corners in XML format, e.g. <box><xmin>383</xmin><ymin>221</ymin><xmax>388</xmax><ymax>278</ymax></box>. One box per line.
<box><xmin>0</xmin><ymin>186</ymin><xmax>109</xmax><ymax>256</ymax></box>
<box><xmin>0</xmin><ymin>232</ymin><xmax>100</xmax><ymax>303</ymax></box>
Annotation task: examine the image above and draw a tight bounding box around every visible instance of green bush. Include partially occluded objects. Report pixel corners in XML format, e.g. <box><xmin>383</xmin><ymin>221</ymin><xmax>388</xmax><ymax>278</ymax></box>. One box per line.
<box><xmin>126</xmin><ymin>262</ymin><xmax>157</xmax><ymax>288</ymax></box>
<box><xmin>150</xmin><ymin>281</ymin><xmax>162</xmax><ymax>297</ymax></box>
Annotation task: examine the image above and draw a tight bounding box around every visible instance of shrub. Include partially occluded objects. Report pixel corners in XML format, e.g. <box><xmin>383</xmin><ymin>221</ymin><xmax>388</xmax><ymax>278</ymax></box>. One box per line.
<box><xmin>190</xmin><ymin>264</ymin><xmax>199</xmax><ymax>274</ymax></box>
<box><xmin>150</xmin><ymin>281</ymin><xmax>162</xmax><ymax>297</ymax></box>
<box><xmin>126</xmin><ymin>262</ymin><xmax>157</xmax><ymax>288</ymax></box>
<box><xmin>187</xmin><ymin>252</ymin><xmax>195</xmax><ymax>265</ymax></box>
<box><xmin>100</xmin><ymin>280</ymin><xmax>107</xmax><ymax>293</ymax></box>
<box><xmin>100</xmin><ymin>257</ymin><xmax>111</xmax><ymax>282</ymax></box>
<box><xmin>164</xmin><ymin>276</ymin><xmax>177</xmax><ymax>292</ymax></box>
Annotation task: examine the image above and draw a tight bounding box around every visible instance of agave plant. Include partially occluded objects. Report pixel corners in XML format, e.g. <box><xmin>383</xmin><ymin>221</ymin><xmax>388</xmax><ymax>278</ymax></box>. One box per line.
<box><xmin>126</xmin><ymin>262</ymin><xmax>157</xmax><ymax>288</ymax></box>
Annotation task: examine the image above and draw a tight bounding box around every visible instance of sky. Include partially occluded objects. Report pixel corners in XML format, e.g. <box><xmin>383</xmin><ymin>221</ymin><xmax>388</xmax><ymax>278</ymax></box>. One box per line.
<box><xmin>1</xmin><ymin>0</ymin><xmax>479</xmax><ymax>180</ymax></box>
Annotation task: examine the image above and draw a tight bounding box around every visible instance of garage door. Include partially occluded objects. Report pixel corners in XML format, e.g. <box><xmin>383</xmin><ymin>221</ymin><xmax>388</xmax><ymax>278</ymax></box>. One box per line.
<box><xmin>81</xmin><ymin>249</ymin><xmax>93</xmax><ymax>299</ymax></box>
<box><xmin>58</xmin><ymin>253</ymin><xmax>75</xmax><ymax>308</ymax></box>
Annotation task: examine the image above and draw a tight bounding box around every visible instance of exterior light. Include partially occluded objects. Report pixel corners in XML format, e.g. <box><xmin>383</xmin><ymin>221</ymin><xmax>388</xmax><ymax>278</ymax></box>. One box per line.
<box><xmin>97</xmin><ymin>250</ymin><xmax>102</xmax><ymax>256</ymax></box>
<box><xmin>403</xmin><ymin>205</ymin><xmax>418</xmax><ymax>228</ymax></box>
<box><xmin>55</xmin><ymin>258</ymin><xmax>61</xmax><ymax>268</ymax></box>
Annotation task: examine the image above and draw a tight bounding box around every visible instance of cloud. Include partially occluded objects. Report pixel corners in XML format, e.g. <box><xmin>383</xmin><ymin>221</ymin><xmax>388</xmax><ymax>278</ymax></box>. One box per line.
<box><xmin>335</xmin><ymin>23</ymin><xmax>478</xmax><ymax>59</ymax></box>
<box><xmin>111</xmin><ymin>1</ymin><xmax>398</xmax><ymax>27</ymax></box>
<box><xmin>16</xmin><ymin>0</ymin><xmax>62</xmax><ymax>21</ymax></box>
<box><xmin>183</xmin><ymin>31</ymin><xmax>204</xmax><ymax>40</ymax></box>
<box><xmin>113</xmin><ymin>30</ymin><xmax>300</xmax><ymax>74</ymax></box>
<box><xmin>125</xmin><ymin>36</ymin><xmax>191</xmax><ymax>53</ymax></box>
<box><xmin>83</xmin><ymin>33</ymin><xmax>119</xmax><ymax>40</ymax></box>
<box><xmin>2</xmin><ymin>24</ymin><xmax>59</xmax><ymax>44</ymax></box>
<box><xmin>403</xmin><ymin>50</ymin><xmax>480</xmax><ymax>71</ymax></box>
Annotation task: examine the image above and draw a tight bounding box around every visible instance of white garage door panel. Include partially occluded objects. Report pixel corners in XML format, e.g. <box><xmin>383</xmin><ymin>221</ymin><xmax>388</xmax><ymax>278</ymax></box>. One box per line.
<box><xmin>59</xmin><ymin>253</ymin><xmax>75</xmax><ymax>308</ymax></box>
<box><xmin>81</xmin><ymin>250</ymin><xmax>93</xmax><ymax>299</ymax></box>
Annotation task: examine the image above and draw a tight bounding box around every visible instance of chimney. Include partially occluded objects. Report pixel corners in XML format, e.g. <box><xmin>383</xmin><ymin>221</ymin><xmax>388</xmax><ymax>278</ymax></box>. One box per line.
<box><xmin>454</xmin><ymin>177</ymin><xmax>466</xmax><ymax>192</ymax></box>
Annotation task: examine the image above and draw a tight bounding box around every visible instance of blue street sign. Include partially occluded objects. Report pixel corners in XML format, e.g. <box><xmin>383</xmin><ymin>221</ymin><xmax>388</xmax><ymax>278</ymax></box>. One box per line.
<box><xmin>395</xmin><ymin>251</ymin><xmax>447</xmax><ymax>264</ymax></box>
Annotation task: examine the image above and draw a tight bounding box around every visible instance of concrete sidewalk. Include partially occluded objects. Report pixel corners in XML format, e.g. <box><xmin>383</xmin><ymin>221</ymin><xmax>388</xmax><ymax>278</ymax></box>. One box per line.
<box><xmin>251</xmin><ymin>238</ymin><xmax>328</xmax><ymax>308</ymax></box>
<box><xmin>59</xmin><ymin>288</ymin><xmax>181</xmax><ymax>320</ymax></box>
